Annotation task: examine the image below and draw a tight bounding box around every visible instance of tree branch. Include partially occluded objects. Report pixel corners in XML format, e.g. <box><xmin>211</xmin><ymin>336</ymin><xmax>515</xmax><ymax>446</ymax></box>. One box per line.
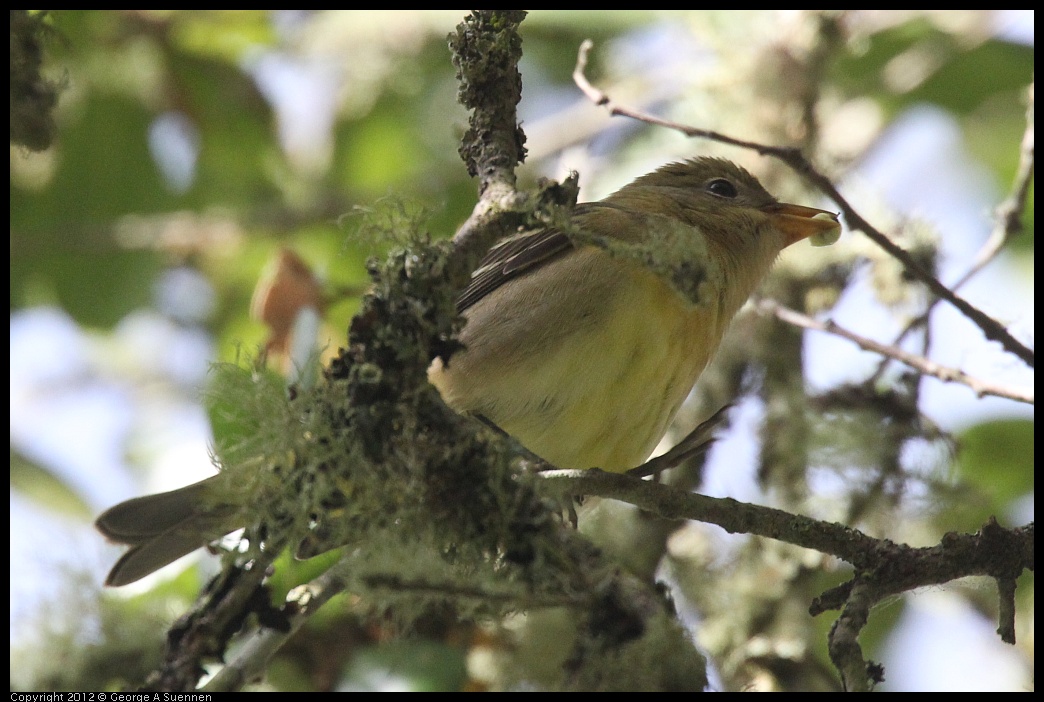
<box><xmin>447</xmin><ymin>11</ymin><xmax>579</xmax><ymax>297</ymax></box>
<box><xmin>202</xmin><ymin>565</ymin><xmax>350</xmax><ymax>692</ymax></box>
<box><xmin>539</xmin><ymin>469</ymin><xmax>1034</xmax><ymax>689</ymax></box>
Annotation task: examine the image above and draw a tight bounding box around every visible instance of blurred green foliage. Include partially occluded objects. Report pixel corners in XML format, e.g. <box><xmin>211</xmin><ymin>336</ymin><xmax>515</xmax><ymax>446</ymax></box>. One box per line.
<box><xmin>9</xmin><ymin>10</ymin><xmax>1033</xmax><ymax>693</ymax></box>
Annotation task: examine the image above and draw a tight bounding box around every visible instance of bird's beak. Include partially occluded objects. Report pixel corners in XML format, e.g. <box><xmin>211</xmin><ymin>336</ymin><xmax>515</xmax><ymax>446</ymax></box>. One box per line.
<box><xmin>766</xmin><ymin>203</ymin><xmax>842</xmax><ymax>248</ymax></box>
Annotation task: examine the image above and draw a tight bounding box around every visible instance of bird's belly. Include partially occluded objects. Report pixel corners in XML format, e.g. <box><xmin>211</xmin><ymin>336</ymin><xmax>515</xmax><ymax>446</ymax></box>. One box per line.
<box><xmin>440</xmin><ymin>266</ymin><xmax>719</xmax><ymax>472</ymax></box>
<box><xmin>514</xmin><ymin>300</ymin><xmax>708</xmax><ymax>469</ymax></box>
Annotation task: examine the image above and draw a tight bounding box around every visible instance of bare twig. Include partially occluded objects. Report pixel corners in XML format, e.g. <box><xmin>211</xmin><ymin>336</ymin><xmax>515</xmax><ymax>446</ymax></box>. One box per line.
<box><xmin>871</xmin><ymin>83</ymin><xmax>1036</xmax><ymax>381</ymax></box>
<box><xmin>974</xmin><ymin>82</ymin><xmax>1035</xmax><ymax>286</ymax></box>
<box><xmin>757</xmin><ymin>298</ymin><xmax>1034</xmax><ymax>404</ymax></box>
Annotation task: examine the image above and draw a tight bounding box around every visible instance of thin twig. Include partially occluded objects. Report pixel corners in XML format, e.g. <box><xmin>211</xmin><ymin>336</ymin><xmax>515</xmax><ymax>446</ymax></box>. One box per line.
<box><xmin>871</xmin><ymin>83</ymin><xmax>1036</xmax><ymax>381</ymax></box>
<box><xmin>757</xmin><ymin>298</ymin><xmax>1033</xmax><ymax>404</ymax></box>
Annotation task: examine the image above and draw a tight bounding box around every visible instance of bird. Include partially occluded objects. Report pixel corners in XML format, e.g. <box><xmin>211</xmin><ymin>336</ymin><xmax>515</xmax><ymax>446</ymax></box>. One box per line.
<box><xmin>429</xmin><ymin>157</ymin><xmax>839</xmax><ymax>471</ymax></box>
<box><xmin>95</xmin><ymin>157</ymin><xmax>841</xmax><ymax>586</ymax></box>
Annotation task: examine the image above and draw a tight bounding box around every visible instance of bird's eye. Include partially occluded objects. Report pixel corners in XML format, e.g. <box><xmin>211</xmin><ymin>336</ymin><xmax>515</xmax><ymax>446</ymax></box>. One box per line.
<box><xmin>706</xmin><ymin>178</ymin><xmax>738</xmax><ymax>198</ymax></box>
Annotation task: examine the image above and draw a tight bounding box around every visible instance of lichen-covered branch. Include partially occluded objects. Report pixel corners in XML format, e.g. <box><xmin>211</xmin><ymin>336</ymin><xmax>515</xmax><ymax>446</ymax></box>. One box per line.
<box><xmin>448</xmin><ymin>11</ymin><xmax>579</xmax><ymax>288</ymax></box>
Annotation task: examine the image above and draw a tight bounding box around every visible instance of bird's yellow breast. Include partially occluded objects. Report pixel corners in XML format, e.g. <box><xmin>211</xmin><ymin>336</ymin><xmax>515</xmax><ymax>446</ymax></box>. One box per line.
<box><xmin>429</xmin><ymin>247</ymin><xmax>724</xmax><ymax>472</ymax></box>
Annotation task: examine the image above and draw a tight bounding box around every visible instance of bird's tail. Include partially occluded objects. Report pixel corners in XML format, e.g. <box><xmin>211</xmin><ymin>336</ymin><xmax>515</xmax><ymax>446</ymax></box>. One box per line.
<box><xmin>95</xmin><ymin>476</ymin><xmax>242</xmax><ymax>587</ymax></box>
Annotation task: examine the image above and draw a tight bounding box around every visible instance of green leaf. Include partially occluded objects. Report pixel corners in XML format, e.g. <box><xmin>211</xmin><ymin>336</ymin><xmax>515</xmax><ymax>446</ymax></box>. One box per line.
<box><xmin>10</xmin><ymin>447</ymin><xmax>95</xmax><ymax>520</ymax></box>
<box><xmin>955</xmin><ymin>418</ymin><xmax>1034</xmax><ymax>508</ymax></box>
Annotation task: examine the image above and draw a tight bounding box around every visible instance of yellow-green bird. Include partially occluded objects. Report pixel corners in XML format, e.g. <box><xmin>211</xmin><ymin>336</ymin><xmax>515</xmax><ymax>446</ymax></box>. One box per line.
<box><xmin>96</xmin><ymin>157</ymin><xmax>841</xmax><ymax>586</ymax></box>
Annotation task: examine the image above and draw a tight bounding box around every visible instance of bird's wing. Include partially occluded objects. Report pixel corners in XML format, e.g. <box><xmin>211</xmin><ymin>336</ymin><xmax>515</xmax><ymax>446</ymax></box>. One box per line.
<box><xmin>456</xmin><ymin>202</ymin><xmax>625</xmax><ymax>313</ymax></box>
<box><xmin>456</xmin><ymin>229</ymin><xmax>572</xmax><ymax>313</ymax></box>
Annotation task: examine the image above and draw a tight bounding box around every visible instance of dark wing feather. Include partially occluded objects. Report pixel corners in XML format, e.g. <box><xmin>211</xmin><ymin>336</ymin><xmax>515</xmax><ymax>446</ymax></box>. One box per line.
<box><xmin>456</xmin><ymin>229</ymin><xmax>572</xmax><ymax>313</ymax></box>
<box><xmin>456</xmin><ymin>202</ymin><xmax>626</xmax><ymax>313</ymax></box>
